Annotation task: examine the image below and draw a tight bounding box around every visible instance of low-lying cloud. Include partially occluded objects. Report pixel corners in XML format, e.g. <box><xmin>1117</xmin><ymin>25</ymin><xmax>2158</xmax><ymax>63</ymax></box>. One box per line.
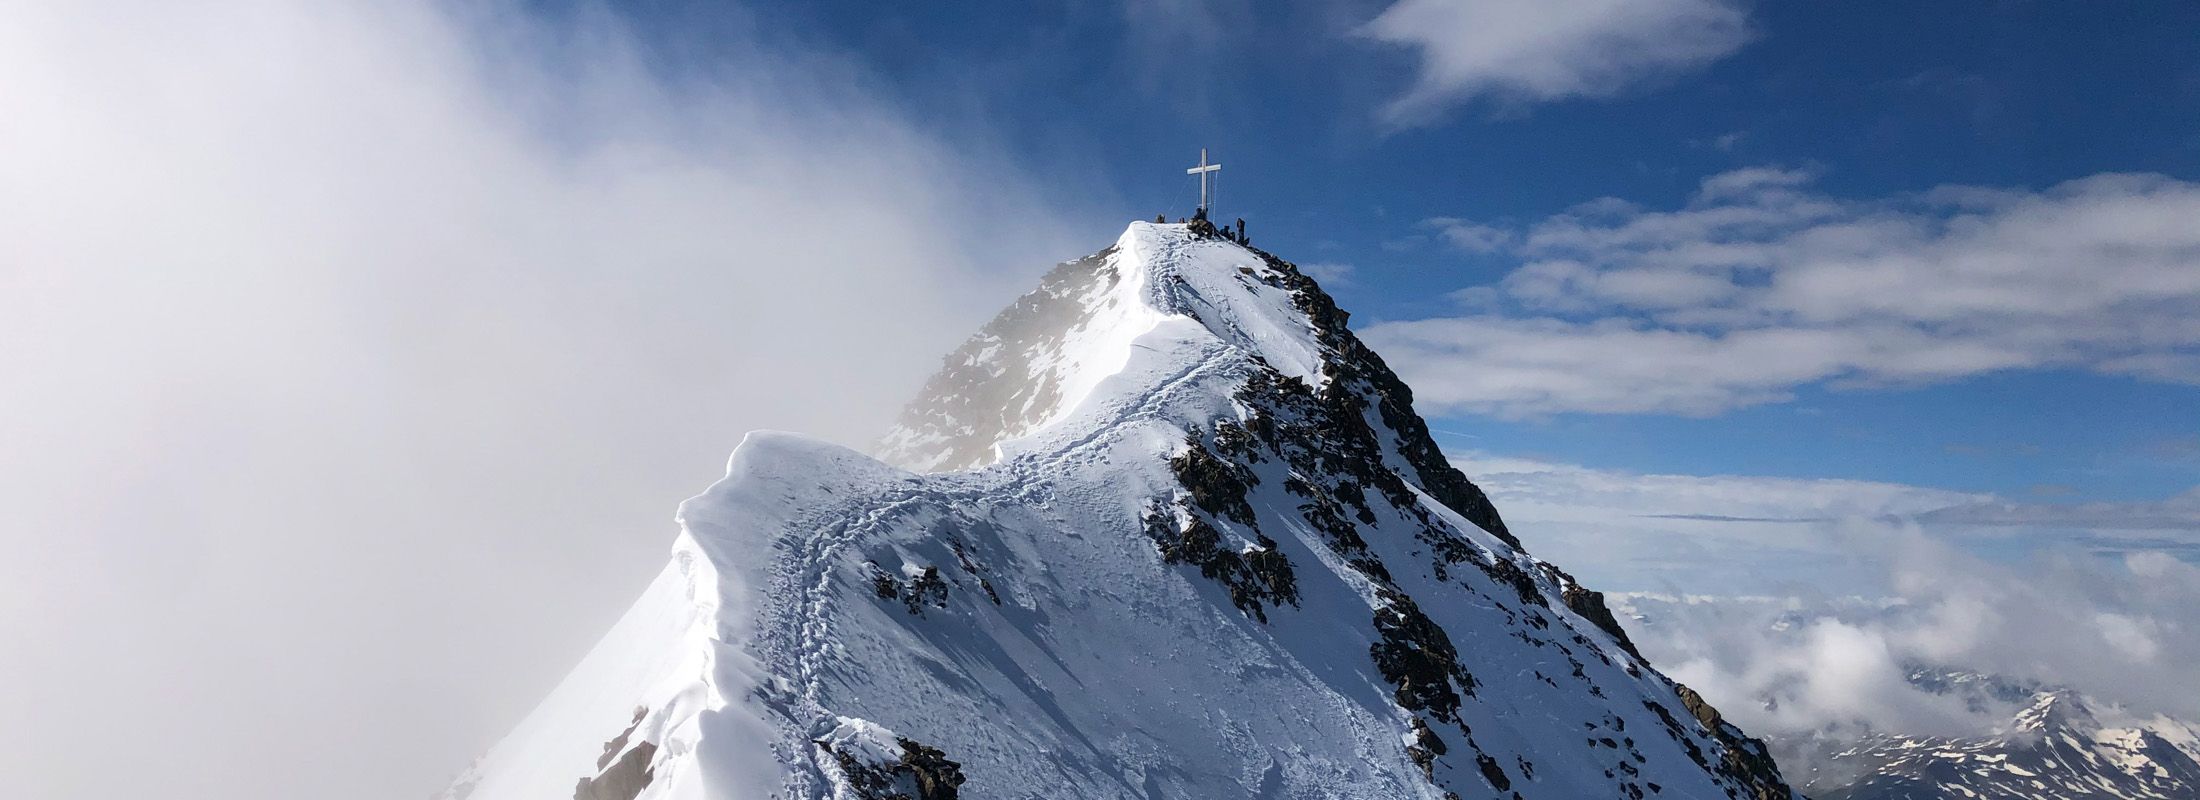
<box><xmin>1623</xmin><ymin>542</ymin><xmax>2200</xmax><ymax>743</ymax></box>
<box><xmin>1460</xmin><ymin>452</ymin><xmax>2200</xmax><ymax>749</ymax></box>
<box><xmin>0</xmin><ymin>3</ymin><xmax>1082</xmax><ymax>799</ymax></box>
<box><xmin>1368</xmin><ymin>169</ymin><xmax>2200</xmax><ymax>416</ymax></box>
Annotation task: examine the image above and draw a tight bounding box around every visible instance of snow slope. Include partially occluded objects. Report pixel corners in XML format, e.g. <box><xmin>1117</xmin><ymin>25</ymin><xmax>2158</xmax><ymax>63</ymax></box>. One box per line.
<box><xmin>447</xmin><ymin>221</ymin><xmax>1795</xmax><ymax>800</ymax></box>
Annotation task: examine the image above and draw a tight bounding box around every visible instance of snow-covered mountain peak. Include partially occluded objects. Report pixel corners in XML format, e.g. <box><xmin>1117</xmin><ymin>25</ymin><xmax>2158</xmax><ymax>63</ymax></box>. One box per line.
<box><xmin>1776</xmin><ymin>669</ymin><xmax>2200</xmax><ymax>800</ymax></box>
<box><xmin>2011</xmin><ymin>690</ymin><xmax>2099</xmax><ymax>734</ymax></box>
<box><xmin>878</xmin><ymin>221</ymin><xmax>1331</xmax><ymax>474</ymax></box>
<box><xmin>448</xmin><ymin>220</ymin><xmax>1797</xmax><ymax>800</ymax></box>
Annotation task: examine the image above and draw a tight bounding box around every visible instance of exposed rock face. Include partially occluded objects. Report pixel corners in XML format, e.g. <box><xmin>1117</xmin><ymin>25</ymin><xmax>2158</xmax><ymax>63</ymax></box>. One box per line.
<box><xmin>1551</xmin><ymin>568</ymin><xmax>1645</xmax><ymax>661</ymax></box>
<box><xmin>817</xmin><ymin>726</ymin><xmax>967</xmax><ymax>800</ymax></box>
<box><xmin>572</xmin><ymin>710</ymin><xmax>655</xmax><ymax>800</ymax></box>
<box><xmin>1256</xmin><ymin>246</ymin><xmax>1519</xmax><ymax>551</ymax></box>
<box><xmin>446</xmin><ymin>222</ymin><xmax>1798</xmax><ymax>800</ymax></box>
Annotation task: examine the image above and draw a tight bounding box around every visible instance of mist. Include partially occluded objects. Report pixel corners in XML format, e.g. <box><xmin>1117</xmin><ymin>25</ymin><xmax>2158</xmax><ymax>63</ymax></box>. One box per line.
<box><xmin>0</xmin><ymin>2</ymin><xmax>1088</xmax><ymax>798</ymax></box>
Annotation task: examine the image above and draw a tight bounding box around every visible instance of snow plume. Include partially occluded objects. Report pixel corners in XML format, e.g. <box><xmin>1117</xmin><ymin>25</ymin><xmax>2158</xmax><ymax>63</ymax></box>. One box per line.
<box><xmin>1459</xmin><ymin>453</ymin><xmax>2200</xmax><ymax>750</ymax></box>
<box><xmin>0</xmin><ymin>3</ymin><xmax>1079</xmax><ymax>799</ymax></box>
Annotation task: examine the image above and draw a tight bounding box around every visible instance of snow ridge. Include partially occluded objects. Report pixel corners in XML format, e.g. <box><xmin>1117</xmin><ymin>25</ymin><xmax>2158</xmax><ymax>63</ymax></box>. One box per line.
<box><xmin>449</xmin><ymin>221</ymin><xmax>1797</xmax><ymax>800</ymax></box>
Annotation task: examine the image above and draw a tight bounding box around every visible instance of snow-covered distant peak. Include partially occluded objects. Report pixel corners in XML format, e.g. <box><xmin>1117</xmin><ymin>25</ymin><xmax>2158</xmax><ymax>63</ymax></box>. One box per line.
<box><xmin>1792</xmin><ymin>674</ymin><xmax>2200</xmax><ymax>800</ymax></box>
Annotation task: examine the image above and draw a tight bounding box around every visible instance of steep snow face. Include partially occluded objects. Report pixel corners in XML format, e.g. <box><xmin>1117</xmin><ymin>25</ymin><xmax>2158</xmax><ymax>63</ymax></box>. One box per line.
<box><xmin>450</xmin><ymin>222</ymin><xmax>1794</xmax><ymax>800</ymax></box>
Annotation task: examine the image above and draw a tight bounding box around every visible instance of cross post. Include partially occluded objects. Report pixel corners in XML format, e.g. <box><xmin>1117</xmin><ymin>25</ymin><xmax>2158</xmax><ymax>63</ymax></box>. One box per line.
<box><xmin>1186</xmin><ymin>148</ymin><xmax>1222</xmax><ymax>215</ymax></box>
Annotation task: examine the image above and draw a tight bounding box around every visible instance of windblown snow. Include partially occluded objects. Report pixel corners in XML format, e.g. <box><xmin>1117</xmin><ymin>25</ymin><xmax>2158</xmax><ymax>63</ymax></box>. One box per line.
<box><xmin>445</xmin><ymin>222</ymin><xmax>1796</xmax><ymax>800</ymax></box>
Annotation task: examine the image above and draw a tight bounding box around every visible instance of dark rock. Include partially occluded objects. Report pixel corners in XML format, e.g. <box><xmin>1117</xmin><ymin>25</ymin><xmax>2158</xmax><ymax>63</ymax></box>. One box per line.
<box><xmin>1644</xmin><ymin>689</ymin><xmax>1794</xmax><ymax>800</ymax></box>
<box><xmin>903</xmin><ymin>567</ymin><xmax>949</xmax><ymax>614</ymax></box>
<box><xmin>1169</xmin><ymin>436</ymin><xmax>1259</xmax><ymax>526</ymax></box>
<box><xmin>1482</xmin><ymin>557</ymin><xmax>1546</xmax><ymax>609</ymax></box>
<box><xmin>1370</xmin><ymin>589</ymin><xmax>1476</xmax><ymax>722</ymax></box>
<box><xmin>1143</xmin><ymin>508</ymin><xmax>1300</xmax><ymax>622</ymax></box>
<box><xmin>1252</xmin><ymin>248</ymin><xmax>1520</xmax><ymax>548</ymax></box>
<box><xmin>1545</xmin><ymin>563</ymin><xmax>1646</xmax><ymax>661</ymax></box>
<box><xmin>869</xmin><ymin>563</ymin><xmax>901</xmax><ymax>601</ymax></box>
<box><xmin>1406</xmin><ymin>717</ymin><xmax>1448</xmax><ymax>779</ymax></box>
<box><xmin>575</xmin><ymin>711</ymin><xmax>656</xmax><ymax>800</ymax></box>
<box><xmin>819</xmin><ymin>736</ymin><xmax>968</xmax><ymax>800</ymax></box>
<box><xmin>1476</xmin><ymin>752</ymin><xmax>1511</xmax><ymax>791</ymax></box>
<box><xmin>869</xmin><ymin>562</ymin><xmax>949</xmax><ymax>615</ymax></box>
<box><xmin>950</xmin><ymin>540</ymin><xmax>1002</xmax><ymax>605</ymax></box>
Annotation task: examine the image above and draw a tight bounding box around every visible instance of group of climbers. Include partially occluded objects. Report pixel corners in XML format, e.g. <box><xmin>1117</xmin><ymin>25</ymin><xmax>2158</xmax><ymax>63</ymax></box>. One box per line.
<box><xmin>1152</xmin><ymin>207</ymin><xmax>1251</xmax><ymax>247</ymax></box>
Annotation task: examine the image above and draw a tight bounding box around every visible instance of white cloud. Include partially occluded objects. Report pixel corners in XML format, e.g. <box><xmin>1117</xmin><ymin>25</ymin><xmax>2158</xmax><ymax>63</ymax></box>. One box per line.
<box><xmin>1920</xmin><ymin>486</ymin><xmax>2200</xmax><ymax>533</ymax></box>
<box><xmin>1361</xmin><ymin>0</ymin><xmax>1754</xmax><ymax>124</ymax></box>
<box><xmin>1367</xmin><ymin>169</ymin><xmax>2200</xmax><ymax>417</ymax></box>
<box><xmin>1696</xmin><ymin>130</ymin><xmax>1747</xmax><ymax>151</ymax></box>
<box><xmin>1455</xmin><ymin>452</ymin><xmax>1983</xmax><ymax>591</ymax></box>
<box><xmin>1455</xmin><ymin>452</ymin><xmax>2200</xmax><ymax>747</ymax></box>
<box><xmin>1424</xmin><ymin>216</ymin><xmax>1516</xmax><ymax>253</ymax></box>
<box><xmin>1623</xmin><ymin>543</ymin><xmax>2200</xmax><ymax>745</ymax></box>
<box><xmin>0</xmin><ymin>3</ymin><xmax>1081</xmax><ymax>799</ymax></box>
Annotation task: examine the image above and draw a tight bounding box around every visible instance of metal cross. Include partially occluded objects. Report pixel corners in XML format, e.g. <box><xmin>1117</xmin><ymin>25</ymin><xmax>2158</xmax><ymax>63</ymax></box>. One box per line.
<box><xmin>1186</xmin><ymin>148</ymin><xmax>1222</xmax><ymax>214</ymax></box>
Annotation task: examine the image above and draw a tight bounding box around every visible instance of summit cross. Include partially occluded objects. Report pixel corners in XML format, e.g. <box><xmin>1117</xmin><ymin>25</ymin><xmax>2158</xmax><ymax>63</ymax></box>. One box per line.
<box><xmin>1186</xmin><ymin>148</ymin><xmax>1221</xmax><ymax>214</ymax></box>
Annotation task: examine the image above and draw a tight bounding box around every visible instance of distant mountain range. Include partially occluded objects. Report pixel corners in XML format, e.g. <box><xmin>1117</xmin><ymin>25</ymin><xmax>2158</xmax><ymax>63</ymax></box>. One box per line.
<box><xmin>1807</xmin><ymin>671</ymin><xmax>2200</xmax><ymax>800</ymax></box>
<box><xmin>1617</xmin><ymin>595</ymin><xmax>2200</xmax><ymax>800</ymax></box>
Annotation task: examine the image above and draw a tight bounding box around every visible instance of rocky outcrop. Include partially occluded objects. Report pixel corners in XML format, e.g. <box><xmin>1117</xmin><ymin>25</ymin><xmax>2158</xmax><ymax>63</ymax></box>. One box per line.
<box><xmin>1254</xmin><ymin>245</ymin><xmax>1518</xmax><ymax>549</ymax></box>
<box><xmin>573</xmin><ymin>710</ymin><xmax>655</xmax><ymax>800</ymax></box>
<box><xmin>818</xmin><ymin>730</ymin><xmax>968</xmax><ymax>800</ymax></box>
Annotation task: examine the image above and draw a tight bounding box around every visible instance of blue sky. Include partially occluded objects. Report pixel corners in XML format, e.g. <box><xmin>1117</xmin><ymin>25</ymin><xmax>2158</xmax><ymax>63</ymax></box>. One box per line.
<box><xmin>601</xmin><ymin>0</ymin><xmax>2200</xmax><ymax>510</ymax></box>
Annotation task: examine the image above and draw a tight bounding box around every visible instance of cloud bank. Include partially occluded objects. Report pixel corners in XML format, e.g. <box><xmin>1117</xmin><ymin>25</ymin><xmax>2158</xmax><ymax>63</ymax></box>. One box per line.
<box><xmin>1459</xmin><ymin>452</ymin><xmax>2200</xmax><ymax>749</ymax></box>
<box><xmin>1622</xmin><ymin>543</ymin><xmax>2200</xmax><ymax>744</ymax></box>
<box><xmin>1361</xmin><ymin>0</ymin><xmax>1754</xmax><ymax>124</ymax></box>
<box><xmin>1368</xmin><ymin>169</ymin><xmax>2200</xmax><ymax>416</ymax></box>
<box><xmin>0</xmin><ymin>3</ymin><xmax>1081</xmax><ymax>799</ymax></box>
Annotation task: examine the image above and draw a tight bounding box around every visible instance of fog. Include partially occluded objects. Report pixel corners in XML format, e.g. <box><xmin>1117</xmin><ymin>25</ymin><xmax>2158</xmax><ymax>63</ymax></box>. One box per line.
<box><xmin>0</xmin><ymin>2</ymin><xmax>1088</xmax><ymax>798</ymax></box>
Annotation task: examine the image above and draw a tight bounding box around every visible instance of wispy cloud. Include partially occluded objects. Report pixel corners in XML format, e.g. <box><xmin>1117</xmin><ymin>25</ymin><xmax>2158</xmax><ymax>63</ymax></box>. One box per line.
<box><xmin>1365</xmin><ymin>169</ymin><xmax>2200</xmax><ymax>416</ymax></box>
<box><xmin>1460</xmin><ymin>452</ymin><xmax>2200</xmax><ymax>581</ymax></box>
<box><xmin>1424</xmin><ymin>217</ymin><xmax>1516</xmax><ymax>253</ymax></box>
<box><xmin>1920</xmin><ymin>487</ymin><xmax>2200</xmax><ymax>532</ymax></box>
<box><xmin>1360</xmin><ymin>0</ymin><xmax>1755</xmax><ymax>125</ymax></box>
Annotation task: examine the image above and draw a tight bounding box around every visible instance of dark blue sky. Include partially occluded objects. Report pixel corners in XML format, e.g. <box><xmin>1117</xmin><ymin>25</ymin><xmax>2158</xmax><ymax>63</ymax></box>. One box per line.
<box><xmin>608</xmin><ymin>0</ymin><xmax>2200</xmax><ymax>504</ymax></box>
